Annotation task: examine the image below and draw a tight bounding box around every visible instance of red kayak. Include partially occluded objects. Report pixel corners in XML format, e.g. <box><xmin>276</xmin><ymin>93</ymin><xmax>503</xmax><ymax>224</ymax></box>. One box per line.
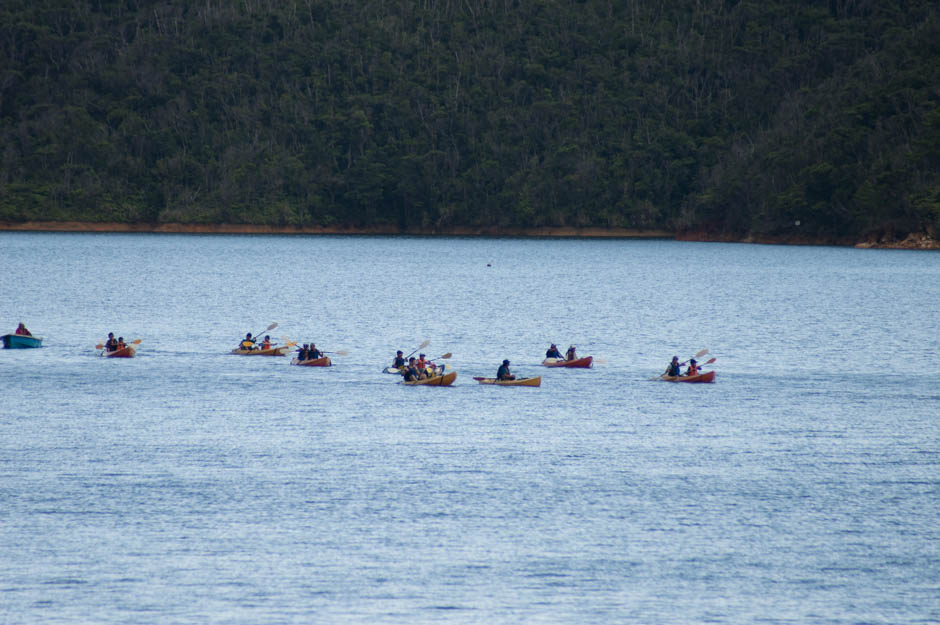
<box><xmin>659</xmin><ymin>371</ymin><xmax>715</xmax><ymax>383</ymax></box>
<box><xmin>542</xmin><ymin>356</ymin><xmax>593</xmax><ymax>368</ymax></box>
<box><xmin>101</xmin><ymin>345</ymin><xmax>136</xmax><ymax>358</ymax></box>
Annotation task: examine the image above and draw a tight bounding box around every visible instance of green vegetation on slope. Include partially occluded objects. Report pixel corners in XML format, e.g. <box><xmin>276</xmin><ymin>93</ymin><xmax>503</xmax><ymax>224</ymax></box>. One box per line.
<box><xmin>1</xmin><ymin>0</ymin><xmax>938</xmax><ymax>241</ymax></box>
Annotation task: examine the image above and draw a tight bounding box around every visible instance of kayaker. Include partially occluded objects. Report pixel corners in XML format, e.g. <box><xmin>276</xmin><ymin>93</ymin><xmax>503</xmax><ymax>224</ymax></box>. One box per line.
<box><xmin>261</xmin><ymin>335</ymin><xmax>272</xmax><ymax>350</ymax></box>
<box><xmin>392</xmin><ymin>350</ymin><xmax>406</xmax><ymax>368</ymax></box>
<box><xmin>665</xmin><ymin>356</ymin><xmax>681</xmax><ymax>377</ymax></box>
<box><xmin>240</xmin><ymin>333</ymin><xmax>256</xmax><ymax>351</ymax></box>
<box><xmin>497</xmin><ymin>359</ymin><xmax>515</xmax><ymax>381</ymax></box>
<box><xmin>403</xmin><ymin>357</ymin><xmax>421</xmax><ymax>382</ymax></box>
<box><xmin>105</xmin><ymin>332</ymin><xmax>118</xmax><ymax>352</ymax></box>
<box><xmin>416</xmin><ymin>353</ymin><xmax>428</xmax><ymax>372</ymax></box>
<box><xmin>298</xmin><ymin>344</ymin><xmax>308</xmax><ymax>360</ymax></box>
<box><xmin>686</xmin><ymin>359</ymin><xmax>699</xmax><ymax>376</ymax></box>
<box><xmin>566</xmin><ymin>345</ymin><xmax>578</xmax><ymax>360</ymax></box>
<box><xmin>15</xmin><ymin>323</ymin><xmax>31</xmax><ymax>336</ymax></box>
<box><xmin>308</xmin><ymin>343</ymin><xmax>323</xmax><ymax>360</ymax></box>
<box><xmin>545</xmin><ymin>344</ymin><xmax>563</xmax><ymax>359</ymax></box>
<box><xmin>116</xmin><ymin>337</ymin><xmax>126</xmax><ymax>350</ymax></box>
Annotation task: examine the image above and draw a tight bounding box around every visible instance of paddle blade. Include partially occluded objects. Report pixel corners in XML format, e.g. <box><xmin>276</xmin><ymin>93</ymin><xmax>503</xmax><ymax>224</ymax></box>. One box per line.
<box><xmin>132</xmin><ymin>339</ymin><xmax>142</xmax><ymax>345</ymax></box>
<box><xmin>593</xmin><ymin>357</ymin><xmax>608</xmax><ymax>365</ymax></box>
<box><xmin>703</xmin><ymin>357</ymin><xmax>716</xmax><ymax>365</ymax></box>
<box><xmin>95</xmin><ymin>343</ymin><xmax>104</xmax><ymax>349</ymax></box>
<box><xmin>438</xmin><ymin>353</ymin><xmax>452</xmax><ymax>359</ymax></box>
<box><xmin>694</xmin><ymin>348</ymin><xmax>708</xmax><ymax>359</ymax></box>
<box><xmin>333</xmin><ymin>350</ymin><xmax>349</xmax><ymax>356</ymax></box>
<box><xmin>418</xmin><ymin>339</ymin><xmax>430</xmax><ymax>350</ymax></box>
<box><xmin>266</xmin><ymin>322</ymin><xmax>278</xmax><ymax>332</ymax></box>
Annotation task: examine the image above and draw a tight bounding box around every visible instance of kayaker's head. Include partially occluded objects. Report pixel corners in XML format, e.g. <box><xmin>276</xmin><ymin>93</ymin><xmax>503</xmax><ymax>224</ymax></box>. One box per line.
<box><xmin>409</xmin><ymin>357</ymin><xmax>416</xmax><ymax>363</ymax></box>
<box><xmin>264</xmin><ymin>335</ymin><xmax>270</xmax><ymax>340</ymax></box>
<box><xmin>397</xmin><ymin>350</ymin><xmax>403</xmax><ymax>355</ymax></box>
<box><xmin>503</xmin><ymin>359</ymin><xmax>510</xmax><ymax>365</ymax></box>
<box><xmin>672</xmin><ymin>356</ymin><xmax>679</xmax><ymax>362</ymax></box>
<box><xmin>690</xmin><ymin>359</ymin><xmax>697</xmax><ymax>365</ymax></box>
<box><xmin>118</xmin><ymin>337</ymin><xmax>123</xmax><ymax>342</ymax></box>
<box><xmin>108</xmin><ymin>332</ymin><xmax>114</xmax><ymax>338</ymax></box>
<box><xmin>419</xmin><ymin>353</ymin><xmax>425</xmax><ymax>358</ymax></box>
<box><xmin>246</xmin><ymin>333</ymin><xmax>252</xmax><ymax>339</ymax></box>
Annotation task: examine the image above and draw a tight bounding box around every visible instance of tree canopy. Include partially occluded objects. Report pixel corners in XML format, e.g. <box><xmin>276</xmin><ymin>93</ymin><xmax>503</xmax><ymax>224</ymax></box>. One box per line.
<box><xmin>1</xmin><ymin>0</ymin><xmax>938</xmax><ymax>242</ymax></box>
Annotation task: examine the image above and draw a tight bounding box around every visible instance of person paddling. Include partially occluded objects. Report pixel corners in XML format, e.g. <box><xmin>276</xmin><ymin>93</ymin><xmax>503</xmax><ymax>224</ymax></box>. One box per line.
<box><xmin>105</xmin><ymin>332</ymin><xmax>118</xmax><ymax>352</ymax></box>
<box><xmin>240</xmin><ymin>333</ymin><xmax>256</xmax><ymax>351</ymax></box>
<box><xmin>546</xmin><ymin>344</ymin><xmax>563</xmax><ymax>359</ymax></box>
<box><xmin>565</xmin><ymin>345</ymin><xmax>578</xmax><ymax>361</ymax></box>
<box><xmin>497</xmin><ymin>359</ymin><xmax>516</xmax><ymax>381</ymax></box>
<box><xmin>665</xmin><ymin>356</ymin><xmax>681</xmax><ymax>377</ymax></box>
<box><xmin>402</xmin><ymin>357</ymin><xmax>421</xmax><ymax>382</ymax></box>
<box><xmin>308</xmin><ymin>343</ymin><xmax>323</xmax><ymax>360</ymax></box>
<box><xmin>686</xmin><ymin>359</ymin><xmax>699</xmax><ymax>376</ymax></box>
<box><xmin>298</xmin><ymin>344</ymin><xmax>309</xmax><ymax>361</ymax></box>
<box><xmin>392</xmin><ymin>350</ymin><xmax>406</xmax><ymax>369</ymax></box>
<box><xmin>261</xmin><ymin>335</ymin><xmax>272</xmax><ymax>350</ymax></box>
<box><xmin>15</xmin><ymin>323</ymin><xmax>31</xmax><ymax>336</ymax></box>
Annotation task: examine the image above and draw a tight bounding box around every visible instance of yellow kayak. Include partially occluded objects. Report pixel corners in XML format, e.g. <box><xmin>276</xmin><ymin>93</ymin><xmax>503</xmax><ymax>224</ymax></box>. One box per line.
<box><xmin>402</xmin><ymin>371</ymin><xmax>458</xmax><ymax>386</ymax></box>
<box><xmin>230</xmin><ymin>345</ymin><xmax>290</xmax><ymax>356</ymax></box>
<box><xmin>473</xmin><ymin>376</ymin><xmax>541</xmax><ymax>387</ymax></box>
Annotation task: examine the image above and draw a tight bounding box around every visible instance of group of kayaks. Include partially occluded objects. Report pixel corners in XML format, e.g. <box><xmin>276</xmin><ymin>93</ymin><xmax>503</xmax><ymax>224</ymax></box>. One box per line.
<box><xmin>5</xmin><ymin>321</ymin><xmax>717</xmax><ymax>385</ymax></box>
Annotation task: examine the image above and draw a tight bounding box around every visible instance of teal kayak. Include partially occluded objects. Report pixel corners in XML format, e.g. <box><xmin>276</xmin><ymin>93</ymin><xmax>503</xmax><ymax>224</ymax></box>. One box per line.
<box><xmin>1</xmin><ymin>334</ymin><xmax>42</xmax><ymax>349</ymax></box>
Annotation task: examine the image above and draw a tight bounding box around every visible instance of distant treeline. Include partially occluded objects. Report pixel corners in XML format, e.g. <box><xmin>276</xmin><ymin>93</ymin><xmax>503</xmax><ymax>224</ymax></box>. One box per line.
<box><xmin>1</xmin><ymin>0</ymin><xmax>938</xmax><ymax>241</ymax></box>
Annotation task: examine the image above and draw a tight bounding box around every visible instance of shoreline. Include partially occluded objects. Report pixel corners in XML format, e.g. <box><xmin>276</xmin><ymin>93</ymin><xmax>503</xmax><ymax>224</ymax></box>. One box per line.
<box><xmin>1</xmin><ymin>221</ymin><xmax>936</xmax><ymax>249</ymax></box>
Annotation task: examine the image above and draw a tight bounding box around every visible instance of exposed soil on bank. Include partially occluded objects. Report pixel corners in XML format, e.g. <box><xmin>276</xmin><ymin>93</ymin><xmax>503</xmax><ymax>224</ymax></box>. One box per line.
<box><xmin>1</xmin><ymin>221</ymin><xmax>936</xmax><ymax>249</ymax></box>
<box><xmin>0</xmin><ymin>221</ymin><xmax>673</xmax><ymax>238</ymax></box>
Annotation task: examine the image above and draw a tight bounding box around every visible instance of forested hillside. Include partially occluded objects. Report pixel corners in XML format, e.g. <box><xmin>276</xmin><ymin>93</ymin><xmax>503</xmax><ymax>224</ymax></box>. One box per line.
<box><xmin>1</xmin><ymin>0</ymin><xmax>938</xmax><ymax>242</ymax></box>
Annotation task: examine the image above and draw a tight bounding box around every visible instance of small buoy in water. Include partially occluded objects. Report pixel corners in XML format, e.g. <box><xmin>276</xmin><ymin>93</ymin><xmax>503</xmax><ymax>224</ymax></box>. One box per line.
<box><xmin>487</xmin><ymin>263</ymin><xmax>491</xmax><ymax>267</ymax></box>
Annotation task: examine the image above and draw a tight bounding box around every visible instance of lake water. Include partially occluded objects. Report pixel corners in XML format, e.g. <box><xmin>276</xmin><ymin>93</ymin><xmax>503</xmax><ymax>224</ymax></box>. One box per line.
<box><xmin>1</xmin><ymin>232</ymin><xmax>938</xmax><ymax>624</ymax></box>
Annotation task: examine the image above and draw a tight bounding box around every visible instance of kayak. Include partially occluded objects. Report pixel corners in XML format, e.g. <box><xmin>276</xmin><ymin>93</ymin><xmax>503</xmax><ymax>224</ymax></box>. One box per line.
<box><xmin>401</xmin><ymin>371</ymin><xmax>458</xmax><ymax>386</ymax></box>
<box><xmin>542</xmin><ymin>356</ymin><xmax>593</xmax><ymax>368</ymax></box>
<box><xmin>1</xmin><ymin>334</ymin><xmax>42</xmax><ymax>348</ymax></box>
<box><xmin>473</xmin><ymin>376</ymin><xmax>541</xmax><ymax>387</ymax></box>
<box><xmin>659</xmin><ymin>371</ymin><xmax>715</xmax><ymax>383</ymax></box>
<box><xmin>384</xmin><ymin>364</ymin><xmax>447</xmax><ymax>374</ymax></box>
<box><xmin>291</xmin><ymin>356</ymin><xmax>331</xmax><ymax>367</ymax></box>
<box><xmin>101</xmin><ymin>345</ymin><xmax>136</xmax><ymax>358</ymax></box>
<box><xmin>230</xmin><ymin>346</ymin><xmax>290</xmax><ymax>356</ymax></box>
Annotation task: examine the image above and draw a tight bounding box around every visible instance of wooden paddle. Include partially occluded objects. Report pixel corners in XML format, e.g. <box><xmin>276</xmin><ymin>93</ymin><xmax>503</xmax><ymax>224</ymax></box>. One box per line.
<box><xmin>254</xmin><ymin>322</ymin><xmax>277</xmax><ymax>337</ymax></box>
<box><xmin>430</xmin><ymin>352</ymin><xmax>451</xmax><ymax>361</ymax></box>
<box><xmin>96</xmin><ymin>338</ymin><xmax>142</xmax><ymax>349</ymax></box>
<box><xmin>323</xmin><ymin>350</ymin><xmax>349</xmax><ymax>356</ymax></box>
<box><xmin>406</xmin><ymin>339</ymin><xmax>430</xmax><ymax>359</ymax></box>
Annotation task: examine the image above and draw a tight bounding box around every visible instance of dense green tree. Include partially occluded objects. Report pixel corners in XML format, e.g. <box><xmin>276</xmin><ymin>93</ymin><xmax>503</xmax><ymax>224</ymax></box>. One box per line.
<box><xmin>0</xmin><ymin>0</ymin><xmax>937</xmax><ymax>242</ymax></box>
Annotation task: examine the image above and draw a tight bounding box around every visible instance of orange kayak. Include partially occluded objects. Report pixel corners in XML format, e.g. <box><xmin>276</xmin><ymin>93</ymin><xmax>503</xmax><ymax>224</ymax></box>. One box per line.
<box><xmin>542</xmin><ymin>356</ymin><xmax>593</xmax><ymax>368</ymax></box>
<box><xmin>290</xmin><ymin>356</ymin><xmax>331</xmax><ymax>367</ymax></box>
<box><xmin>402</xmin><ymin>371</ymin><xmax>457</xmax><ymax>386</ymax></box>
<box><xmin>659</xmin><ymin>371</ymin><xmax>715</xmax><ymax>383</ymax></box>
<box><xmin>101</xmin><ymin>345</ymin><xmax>136</xmax><ymax>358</ymax></box>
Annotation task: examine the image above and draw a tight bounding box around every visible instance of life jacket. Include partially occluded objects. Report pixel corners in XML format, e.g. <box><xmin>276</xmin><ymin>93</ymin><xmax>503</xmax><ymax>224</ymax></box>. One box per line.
<box><xmin>241</xmin><ymin>340</ymin><xmax>254</xmax><ymax>350</ymax></box>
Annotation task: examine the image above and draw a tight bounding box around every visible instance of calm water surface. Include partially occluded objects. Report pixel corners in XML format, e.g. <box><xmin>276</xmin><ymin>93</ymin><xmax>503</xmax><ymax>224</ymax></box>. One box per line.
<box><xmin>1</xmin><ymin>233</ymin><xmax>938</xmax><ymax>624</ymax></box>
